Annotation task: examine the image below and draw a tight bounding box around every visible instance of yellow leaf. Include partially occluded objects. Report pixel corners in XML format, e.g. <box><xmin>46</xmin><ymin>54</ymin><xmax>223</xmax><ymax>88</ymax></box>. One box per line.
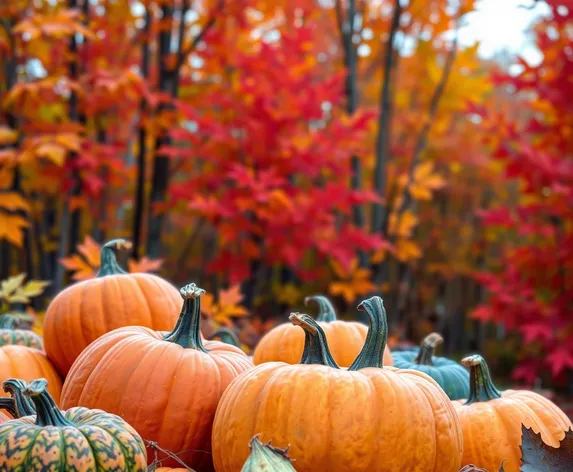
<box><xmin>0</xmin><ymin>213</ymin><xmax>28</xmax><ymax>246</ymax></box>
<box><xmin>36</xmin><ymin>142</ymin><xmax>66</xmax><ymax>165</ymax></box>
<box><xmin>0</xmin><ymin>127</ymin><xmax>18</xmax><ymax>146</ymax></box>
<box><xmin>0</xmin><ymin>273</ymin><xmax>26</xmax><ymax>298</ymax></box>
<box><xmin>274</xmin><ymin>283</ymin><xmax>301</xmax><ymax>304</ymax></box>
<box><xmin>0</xmin><ymin>193</ymin><xmax>29</xmax><ymax>212</ymax></box>
<box><xmin>395</xmin><ymin>239</ymin><xmax>422</xmax><ymax>262</ymax></box>
<box><xmin>388</xmin><ymin>210</ymin><xmax>418</xmax><ymax>238</ymax></box>
<box><xmin>17</xmin><ymin>280</ymin><xmax>50</xmax><ymax>298</ymax></box>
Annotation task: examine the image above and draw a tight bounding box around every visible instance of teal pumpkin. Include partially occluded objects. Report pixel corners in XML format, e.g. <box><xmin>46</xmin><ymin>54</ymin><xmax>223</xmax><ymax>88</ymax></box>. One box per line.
<box><xmin>392</xmin><ymin>332</ymin><xmax>469</xmax><ymax>400</ymax></box>
<box><xmin>0</xmin><ymin>315</ymin><xmax>43</xmax><ymax>350</ymax></box>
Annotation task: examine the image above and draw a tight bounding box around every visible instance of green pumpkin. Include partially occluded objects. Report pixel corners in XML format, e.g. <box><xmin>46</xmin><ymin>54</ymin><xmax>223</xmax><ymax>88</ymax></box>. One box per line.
<box><xmin>392</xmin><ymin>332</ymin><xmax>469</xmax><ymax>400</ymax></box>
<box><xmin>0</xmin><ymin>314</ymin><xmax>43</xmax><ymax>350</ymax></box>
<box><xmin>0</xmin><ymin>378</ymin><xmax>147</xmax><ymax>470</ymax></box>
<box><xmin>241</xmin><ymin>435</ymin><xmax>296</xmax><ymax>472</ymax></box>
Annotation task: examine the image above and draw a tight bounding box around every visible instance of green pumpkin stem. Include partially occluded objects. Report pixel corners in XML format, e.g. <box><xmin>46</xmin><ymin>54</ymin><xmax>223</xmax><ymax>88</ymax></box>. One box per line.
<box><xmin>462</xmin><ymin>354</ymin><xmax>502</xmax><ymax>404</ymax></box>
<box><xmin>415</xmin><ymin>333</ymin><xmax>444</xmax><ymax>366</ymax></box>
<box><xmin>289</xmin><ymin>313</ymin><xmax>339</xmax><ymax>368</ymax></box>
<box><xmin>0</xmin><ymin>315</ymin><xmax>19</xmax><ymax>330</ymax></box>
<box><xmin>348</xmin><ymin>296</ymin><xmax>388</xmax><ymax>371</ymax></box>
<box><xmin>24</xmin><ymin>379</ymin><xmax>73</xmax><ymax>427</ymax></box>
<box><xmin>97</xmin><ymin>239</ymin><xmax>131</xmax><ymax>277</ymax></box>
<box><xmin>1</xmin><ymin>379</ymin><xmax>35</xmax><ymax>417</ymax></box>
<box><xmin>164</xmin><ymin>283</ymin><xmax>207</xmax><ymax>352</ymax></box>
<box><xmin>304</xmin><ymin>295</ymin><xmax>337</xmax><ymax>322</ymax></box>
<box><xmin>210</xmin><ymin>327</ymin><xmax>240</xmax><ymax>348</ymax></box>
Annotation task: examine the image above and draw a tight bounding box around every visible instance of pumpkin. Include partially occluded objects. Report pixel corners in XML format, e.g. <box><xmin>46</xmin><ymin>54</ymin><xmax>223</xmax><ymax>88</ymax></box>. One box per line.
<box><xmin>253</xmin><ymin>294</ymin><xmax>393</xmax><ymax>367</ymax></box>
<box><xmin>391</xmin><ymin>332</ymin><xmax>469</xmax><ymax>400</ymax></box>
<box><xmin>43</xmin><ymin>238</ymin><xmax>182</xmax><ymax>376</ymax></box>
<box><xmin>61</xmin><ymin>283</ymin><xmax>253</xmax><ymax>471</ymax></box>
<box><xmin>453</xmin><ymin>355</ymin><xmax>573</xmax><ymax>471</ymax></box>
<box><xmin>0</xmin><ymin>378</ymin><xmax>35</xmax><ymax>419</ymax></box>
<box><xmin>0</xmin><ymin>378</ymin><xmax>147</xmax><ymax>470</ymax></box>
<box><xmin>241</xmin><ymin>435</ymin><xmax>296</xmax><ymax>472</ymax></box>
<box><xmin>212</xmin><ymin>298</ymin><xmax>463</xmax><ymax>471</ymax></box>
<box><xmin>0</xmin><ymin>344</ymin><xmax>62</xmax><ymax>403</ymax></box>
<box><xmin>0</xmin><ymin>314</ymin><xmax>43</xmax><ymax>349</ymax></box>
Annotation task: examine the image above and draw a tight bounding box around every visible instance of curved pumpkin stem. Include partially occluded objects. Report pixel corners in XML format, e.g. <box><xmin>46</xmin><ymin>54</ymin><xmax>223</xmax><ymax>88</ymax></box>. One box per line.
<box><xmin>304</xmin><ymin>295</ymin><xmax>337</xmax><ymax>322</ymax></box>
<box><xmin>414</xmin><ymin>333</ymin><xmax>443</xmax><ymax>366</ymax></box>
<box><xmin>0</xmin><ymin>378</ymin><xmax>36</xmax><ymax>418</ymax></box>
<box><xmin>461</xmin><ymin>354</ymin><xmax>502</xmax><ymax>404</ymax></box>
<box><xmin>24</xmin><ymin>379</ymin><xmax>73</xmax><ymax>427</ymax></box>
<box><xmin>289</xmin><ymin>313</ymin><xmax>339</xmax><ymax>368</ymax></box>
<box><xmin>0</xmin><ymin>314</ymin><xmax>19</xmax><ymax>330</ymax></box>
<box><xmin>97</xmin><ymin>239</ymin><xmax>131</xmax><ymax>277</ymax></box>
<box><xmin>210</xmin><ymin>327</ymin><xmax>240</xmax><ymax>348</ymax></box>
<box><xmin>164</xmin><ymin>283</ymin><xmax>207</xmax><ymax>352</ymax></box>
<box><xmin>348</xmin><ymin>296</ymin><xmax>388</xmax><ymax>371</ymax></box>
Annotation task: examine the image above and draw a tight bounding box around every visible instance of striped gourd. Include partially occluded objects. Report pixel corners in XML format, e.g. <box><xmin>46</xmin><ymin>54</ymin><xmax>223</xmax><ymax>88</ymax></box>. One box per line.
<box><xmin>0</xmin><ymin>378</ymin><xmax>147</xmax><ymax>471</ymax></box>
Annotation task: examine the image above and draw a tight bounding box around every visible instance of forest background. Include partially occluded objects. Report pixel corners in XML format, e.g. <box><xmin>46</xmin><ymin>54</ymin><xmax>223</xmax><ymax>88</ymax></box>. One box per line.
<box><xmin>0</xmin><ymin>0</ymin><xmax>572</xmax><ymax>399</ymax></box>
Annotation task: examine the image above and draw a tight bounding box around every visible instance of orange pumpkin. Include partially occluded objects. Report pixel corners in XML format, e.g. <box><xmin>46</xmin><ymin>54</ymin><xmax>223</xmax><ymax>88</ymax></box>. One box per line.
<box><xmin>253</xmin><ymin>295</ymin><xmax>393</xmax><ymax>367</ymax></box>
<box><xmin>44</xmin><ymin>238</ymin><xmax>181</xmax><ymax>376</ymax></box>
<box><xmin>61</xmin><ymin>283</ymin><xmax>253</xmax><ymax>471</ymax></box>
<box><xmin>213</xmin><ymin>298</ymin><xmax>462</xmax><ymax>471</ymax></box>
<box><xmin>0</xmin><ymin>345</ymin><xmax>61</xmax><ymax>404</ymax></box>
<box><xmin>453</xmin><ymin>355</ymin><xmax>572</xmax><ymax>471</ymax></box>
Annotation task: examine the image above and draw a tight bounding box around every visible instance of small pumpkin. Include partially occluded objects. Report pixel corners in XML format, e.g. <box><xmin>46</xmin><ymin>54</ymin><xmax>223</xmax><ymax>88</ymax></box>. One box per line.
<box><xmin>0</xmin><ymin>378</ymin><xmax>35</xmax><ymax>419</ymax></box>
<box><xmin>62</xmin><ymin>283</ymin><xmax>253</xmax><ymax>471</ymax></box>
<box><xmin>0</xmin><ymin>314</ymin><xmax>43</xmax><ymax>349</ymax></box>
<box><xmin>44</xmin><ymin>238</ymin><xmax>182</xmax><ymax>376</ymax></box>
<box><xmin>241</xmin><ymin>435</ymin><xmax>296</xmax><ymax>472</ymax></box>
<box><xmin>0</xmin><ymin>344</ymin><xmax>62</xmax><ymax>403</ymax></box>
<box><xmin>212</xmin><ymin>298</ymin><xmax>462</xmax><ymax>472</ymax></box>
<box><xmin>0</xmin><ymin>378</ymin><xmax>147</xmax><ymax>470</ymax></box>
<box><xmin>453</xmin><ymin>354</ymin><xmax>573</xmax><ymax>471</ymax></box>
<box><xmin>253</xmin><ymin>294</ymin><xmax>393</xmax><ymax>367</ymax></box>
<box><xmin>391</xmin><ymin>332</ymin><xmax>469</xmax><ymax>400</ymax></box>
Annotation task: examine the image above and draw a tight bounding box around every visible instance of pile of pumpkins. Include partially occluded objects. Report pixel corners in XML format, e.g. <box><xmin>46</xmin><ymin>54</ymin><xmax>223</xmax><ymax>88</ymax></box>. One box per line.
<box><xmin>0</xmin><ymin>238</ymin><xmax>570</xmax><ymax>471</ymax></box>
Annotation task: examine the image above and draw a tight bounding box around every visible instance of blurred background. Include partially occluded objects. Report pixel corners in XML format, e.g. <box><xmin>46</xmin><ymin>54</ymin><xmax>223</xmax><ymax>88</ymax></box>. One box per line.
<box><xmin>0</xmin><ymin>0</ymin><xmax>571</xmax><ymax>402</ymax></box>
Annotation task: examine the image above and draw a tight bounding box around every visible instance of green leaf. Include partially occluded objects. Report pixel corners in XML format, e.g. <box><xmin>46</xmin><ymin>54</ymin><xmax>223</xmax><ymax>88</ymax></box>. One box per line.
<box><xmin>520</xmin><ymin>425</ymin><xmax>573</xmax><ymax>472</ymax></box>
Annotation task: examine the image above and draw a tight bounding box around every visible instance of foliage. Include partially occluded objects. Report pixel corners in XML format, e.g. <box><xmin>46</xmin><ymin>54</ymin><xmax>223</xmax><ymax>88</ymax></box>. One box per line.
<box><xmin>472</xmin><ymin>2</ymin><xmax>573</xmax><ymax>383</ymax></box>
<box><xmin>520</xmin><ymin>425</ymin><xmax>573</xmax><ymax>472</ymax></box>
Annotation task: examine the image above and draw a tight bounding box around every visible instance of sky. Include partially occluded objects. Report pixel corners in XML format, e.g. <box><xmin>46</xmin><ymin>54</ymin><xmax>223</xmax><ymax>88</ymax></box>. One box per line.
<box><xmin>459</xmin><ymin>0</ymin><xmax>551</xmax><ymax>65</ymax></box>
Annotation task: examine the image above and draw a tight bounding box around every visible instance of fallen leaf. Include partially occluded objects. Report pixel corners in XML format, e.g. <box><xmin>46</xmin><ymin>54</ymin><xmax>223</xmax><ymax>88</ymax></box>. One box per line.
<box><xmin>520</xmin><ymin>424</ymin><xmax>573</xmax><ymax>472</ymax></box>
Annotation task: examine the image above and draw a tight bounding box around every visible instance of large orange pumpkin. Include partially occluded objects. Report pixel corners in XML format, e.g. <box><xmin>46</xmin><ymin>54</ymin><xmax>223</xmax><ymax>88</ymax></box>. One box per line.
<box><xmin>213</xmin><ymin>298</ymin><xmax>462</xmax><ymax>471</ymax></box>
<box><xmin>253</xmin><ymin>294</ymin><xmax>393</xmax><ymax>367</ymax></box>
<box><xmin>0</xmin><ymin>345</ymin><xmax>61</xmax><ymax>403</ymax></box>
<box><xmin>61</xmin><ymin>283</ymin><xmax>253</xmax><ymax>471</ymax></box>
<box><xmin>44</xmin><ymin>238</ymin><xmax>181</xmax><ymax>376</ymax></box>
<box><xmin>453</xmin><ymin>354</ymin><xmax>572</xmax><ymax>472</ymax></box>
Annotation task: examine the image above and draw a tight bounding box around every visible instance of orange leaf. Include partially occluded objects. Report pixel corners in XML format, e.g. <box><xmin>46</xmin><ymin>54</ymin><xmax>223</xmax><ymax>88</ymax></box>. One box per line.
<box><xmin>0</xmin><ymin>127</ymin><xmax>18</xmax><ymax>146</ymax></box>
<box><xmin>0</xmin><ymin>193</ymin><xmax>29</xmax><ymax>212</ymax></box>
<box><xmin>218</xmin><ymin>285</ymin><xmax>244</xmax><ymax>308</ymax></box>
<box><xmin>128</xmin><ymin>256</ymin><xmax>164</xmax><ymax>273</ymax></box>
<box><xmin>0</xmin><ymin>213</ymin><xmax>28</xmax><ymax>246</ymax></box>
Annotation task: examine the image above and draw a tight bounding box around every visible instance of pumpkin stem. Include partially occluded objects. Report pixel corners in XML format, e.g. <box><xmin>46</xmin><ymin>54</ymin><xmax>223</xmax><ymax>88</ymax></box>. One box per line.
<box><xmin>461</xmin><ymin>354</ymin><xmax>502</xmax><ymax>404</ymax></box>
<box><xmin>0</xmin><ymin>314</ymin><xmax>19</xmax><ymax>330</ymax></box>
<box><xmin>348</xmin><ymin>296</ymin><xmax>388</xmax><ymax>371</ymax></box>
<box><xmin>415</xmin><ymin>333</ymin><xmax>443</xmax><ymax>365</ymax></box>
<box><xmin>97</xmin><ymin>239</ymin><xmax>131</xmax><ymax>277</ymax></box>
<box><xmin>164</xmin><ymin>283</ymin><xmax>207</xmax><ymax>352</ymax></box>
<box><xmin>24</xmin><ymin>379</ymin><xmax>73</xmax><ymax>427</ymax></box>
<box><xmin>1</xmin><ymin>378</ymin><xmax>35</xmax><ymax>417</ymax></box>
<box><xmin>210</xmin><ymin>327</ymin><xmax>240</xmax><ymax>348</ymax></box>
<box><xmin>289</xmin><ymin>313</ymin><xmax>339</xmax><ymax>368</ymax></box>
<box><xmin>304</xmin><ymin>295</ymin><xmax>337</xmax><ymax>322</ymax></box>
